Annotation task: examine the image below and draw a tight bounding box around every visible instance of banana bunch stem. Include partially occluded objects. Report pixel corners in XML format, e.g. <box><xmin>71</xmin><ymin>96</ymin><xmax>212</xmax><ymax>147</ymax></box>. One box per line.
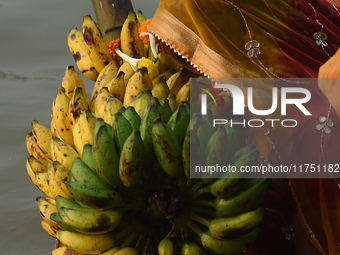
<box><xmin>185</xmin><ymin>219</ymin><xmax>203</xmax><ymax>237</ymax></box>
<box><xmin>191</xmin><ymin>206</ymin><xmax>216</xmax><ymax>218</ymax></box>
<box><xmin>91</xmin><ymin>0</ymin><xmax>133</xmax><ymax>41</ymax></box>
<box><xmin>189</xmin><ymin>212</ymin><xmax>210</xmax><ymax>227</ymax></box>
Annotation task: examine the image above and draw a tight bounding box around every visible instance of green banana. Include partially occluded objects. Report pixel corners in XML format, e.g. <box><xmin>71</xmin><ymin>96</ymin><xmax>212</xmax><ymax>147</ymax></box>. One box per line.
<box><xmin>181</xmin><ymin>242</ymin><xmax>206</xmax><ymax>255</ymax></box>
<box><xmin>71</xmin><ymin>157</ymin><xmax>113</xmax><ymax>189</ymax></box>
<box><xmin>224</xmin><ymin>122</ymin><xmax>246</xmax><ymax>164</ymax></box>
<box><xmin>159</xmin><ymin>98</ymin><xmax>173</xmax><ymax>125</ymax></box>
<box><xmin>158</xmin><ymin>237</ymin><xmax>175</xmax><ymax>255</ymax></box>
<box><xmin>139</xmin><ymin>104</ymin><xmax>161</xmax><ymax>166</ymax></box>
<box><xmin>58</xmin><ymin>206</ymin><xmax>123</xmax><ymax>234</ymax></box>
<box><xmin>190</xmin><ymin>207</ymin><xmax>264</xmax><ymax>239</ymax></box>
<box><xmin>200</xmin><ymin>126</ymin><xmax>228</xmax><ymax>182</ymax></box>
<box><xmin>187</xmin><ymin>220</ymin><xmax>259</xmax><ymax>255</ymax></box>
<box><xmin>66</xmin><ymin>181</ymin><xmax>122</xmax><ymax>209</ymax></box>
<box><xmin>188</xmin><ymin>113</ymin><xmax>214</xmax><ymax>151</ymax></box>
<box><xmin>50</xmin><ymin>212</ymin><xmax>79</xmax><ymax>232</ymax></box>
<box><xmin>152</xmin><ymin>76</ymin><xmax>170</xmax><ymax>100</ymax></box>
<box><xmin>196</xmin><ymin>144</ymin><xmax>259</xmax><ymax>198</ymax></box>
<box><xmin>119</xmin><ymin>130</ymin><xmax>145</xmax><ymax>187</ymax></box>
<box><xmin>93</xmin><ymin>117</ymin><xmax>112</xmax><ymax>139</ymax></box>
<box><xmin>122</xmin><ymin>106</ymin><xmax>141</xmax><ymax>130</ymax></box>
<box><xmin>112</xmin><ymin>112</ymin><xmax>133</xmax><ymax>155</ymax></box>
<box><xmin>152</xmin><ymin>118</ymin><xmax>184</xmax><ymax>177</ymax></box>
<box><xmin>92</xmin><ymin>125</ymin><xmax>121</xmax><ymax>187</ymax></box>
<box><xmin>55</xmin><ymin>195</ymin><xmax>82</xmax><ymax>210</ymax></box>
<box><xmin>194</xmin><ymin>178</ymin><xmax>271</xmax><ymax>217</ymax></box>
<box><xmin>182</xmin><ymin>129</ymin><xmax>201</xmax><ymax>179</ymax></box>
<box><xmin>167</xmin><ymin>104</ymin><xmax>190</xmax><ymax>146</ymax></box>
<box><xmin>81</xmin><ymin>143</ymin><xmax>96</xmax><ymax>171</ymax></box>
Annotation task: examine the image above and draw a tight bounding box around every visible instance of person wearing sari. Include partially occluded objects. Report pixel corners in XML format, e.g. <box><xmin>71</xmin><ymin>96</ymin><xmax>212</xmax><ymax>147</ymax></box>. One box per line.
<box><xmin>149</xmin><ymin>0</ymin><xmax>340</xmax><ymax>254</ymax></box>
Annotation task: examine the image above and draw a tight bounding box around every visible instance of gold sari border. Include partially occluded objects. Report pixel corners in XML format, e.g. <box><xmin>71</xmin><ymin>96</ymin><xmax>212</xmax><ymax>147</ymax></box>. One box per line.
<box><xmin>149</xmin><ymin>7</ymin><xmax>247</xmax><ymax>79</ymax></box>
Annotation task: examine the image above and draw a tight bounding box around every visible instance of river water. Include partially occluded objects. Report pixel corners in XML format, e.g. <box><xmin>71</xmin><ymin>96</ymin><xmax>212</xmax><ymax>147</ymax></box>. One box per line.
<box><xmin>0</xmin><ymin>1</ymin><xmax>158</xmax><ymax>254</ymax></box>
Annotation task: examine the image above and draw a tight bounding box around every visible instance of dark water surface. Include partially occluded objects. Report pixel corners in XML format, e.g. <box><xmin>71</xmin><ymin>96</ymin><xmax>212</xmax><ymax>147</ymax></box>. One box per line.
<box><xmin>0</xmin><ymin>1</ymin><xmax>158</xmax><ymax>254</ymax></box>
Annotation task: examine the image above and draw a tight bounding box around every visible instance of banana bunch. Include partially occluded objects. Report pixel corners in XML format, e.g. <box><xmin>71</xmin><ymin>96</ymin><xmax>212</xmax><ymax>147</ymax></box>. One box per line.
<box><xmin>68</xmin><ymin>11</ymin><xmax>190</xmax><ymax>116</ymax></box>
<box><xmin>25</xmin><ymin>9</ymin><xmax>271</xmax><ymax>255</ymax></box>
<box><xmin>27</xmin><ymin>91</ymin><xmax>269</xmax><ymax>254</ymax></box>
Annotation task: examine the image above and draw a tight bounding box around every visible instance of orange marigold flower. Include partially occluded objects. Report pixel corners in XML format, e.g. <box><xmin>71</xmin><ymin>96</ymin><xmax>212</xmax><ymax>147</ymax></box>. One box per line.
<box><xmin>107</xmin><ymin>38</ymin><xmax>121</xmax><ymax>60</ymax></box>
<box><xmin>139</xmin><ymin>19</ymin><xmax>153</xmax><ymax>44</ymax></box>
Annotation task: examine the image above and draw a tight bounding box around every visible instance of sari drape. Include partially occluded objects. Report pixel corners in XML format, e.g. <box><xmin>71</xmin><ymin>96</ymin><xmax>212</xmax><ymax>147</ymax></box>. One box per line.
<box><xmin>150</xmin><ymin>1</ymin><xmax>340</xmax><ymax>254</ymax></box>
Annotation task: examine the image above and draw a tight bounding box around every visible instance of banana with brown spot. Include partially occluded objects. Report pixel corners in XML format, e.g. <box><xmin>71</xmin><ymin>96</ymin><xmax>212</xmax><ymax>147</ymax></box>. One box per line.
<box><xmin>120</xmin><ymin>12</ymin><xmax>144</xmax><ymax>58</ymax></box>
<box><xmin>26</xmin><ymin>155</ymin><xmax>48</xmax><ymax>187</ymax></box>
<box><xmin>25</xmin><ymin>132</ymin><xmax>51</xmax><ymax>165</ymax></box>
<box><xmin>52</xmin><ymin>87</ymin><xmax>74</xmax><ymax>148</ymax></box>
<box><xmin>82</xmin><ymin>15</ymin><xmax>114</xmax><ymax>73</ymax></box>
<box><xmin>50</xmin><ymin>136</ymin><xmax>80</xmax><ymax>170</ymax></box>
<box><xmin>61</xmin><ymin>65</ymin><xmax>87</xmax><ymax>99</ymax></box>
<box><xmin>67</xmin><ymin>28</ymin><xmax>99</xmax><ymax>81</ymax></box>
<box><xmin>107</xmin><ymin>71</ymin><xmax>126</xmax><ymax>102</ymax></box>
<box><xmin>31</xmin><ymin>120</ymin><xmax>55</xmax><ymax>160</ymax></box>
<box><xmin>90</xmin><ymin>60</ymin><xmax>119</xmax><ymax>113</ymax></box>
<box><xmin>68</xmin><ymin>86</ymin><xmax>89</xmax><ymax>131</ymax></box>
<box><xmin>123</xmin><ymin>67</ymin><xmax>152</xmax><ymax>108</ymax></box>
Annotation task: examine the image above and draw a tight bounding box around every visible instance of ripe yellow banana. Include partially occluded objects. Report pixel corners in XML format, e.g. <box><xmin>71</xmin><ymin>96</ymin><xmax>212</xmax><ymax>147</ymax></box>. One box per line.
<box><xmin>152</xmin><ymin>76</ymin><xmax>170</xmax><ymax>100</ymax></box>
<box><xmin>35</xmin><ymin>172</ymin><xmax>54</xmax><ymax>198</ymax></box>
<box><xmin>37</xmin><ymin>196</ymin><xmax>59</xmax><ymax>229</ymax></box>
<box><xmin>152</xmin><ymin>67</ymin><xmax>176</xmax><ymax>86</ymax></box>
<box><xmin>176</xmin><ymin>81</ymin><xmax>190</xmax><ymax>106</ymax></box>
<box><xmin>40</xmin><ymin>219</ymin><xmax>58</xmax><ymax>238</ymax></box>
<box><xmin>90</xmin><ymin>60</ymin><xmax>119</xmax><ymax>113</ymax></box>
<box><xmin>68</xmin><ymin>28</ymin><xmax>99</xmax><ymax>81</ymax></box>
<box><xmin>120</xmin><ymin>12</ymin><xmax>144</xmax><ymax>58</ymax></box>
<box><xmin>26</xmin><ymin>156</ymin><xmax>47</xmax><ymax>186</ymax></box>
<box><xmin>25</xmin><ymin>132</ymin><xmax>51</xmax><ymax>165</ymax></box>
<box><xmin>52</xmin><ymin>87</ymin><xmax>74</xmax><ymax>148</ymax></box>
<box><xmin>107</xmin><ymin>71</ymin><xmax>126</xmax><ymax>102</ymax></box>
<box><xmin>167</xmin><ymin>94</ymin><xmax>177</xmax><ymax>113</ymax></box>
<box><xmin>53</xmin><ymin>161</ymin><xmax>72</xmax><ymax>198</ymax></box>
<box><xmin>128</xmin><ymin>89</ymin><xmax>153</xmax><ymax>117</ymax></box>
<box><xmin>97</xmin><ymin>96</ymin><xmax>124</xmax><ymax>125</ymax></box>
<box><xmin>123</xmin><ymin>67</ymin><xmax>153</xmax><ymax>107</ymax></box>
<box><xmin>117</xmin><ymin>62</ymin><xmax>135</xmax><ymax>87</ymax></box>
<box><xmin>61</xmin><ymin>65</ymin><xmax>87</xmax><ymax>99</ymax></box>
<box><xmin>47</xmin><ymin>162</ymin><xmax>72</xmax><ymax>199</ymax></box>
<box><xmin>79</xmin><ymin>109</ymin><xmax>97</xmax><ymax>148</ymax></box>
<box><xmin>68</xmin><ymin>86</ymin><xmax>89</xmax><ymax>130</ymax></box>
<box><xmin>56</xmin><ymin>230</ymin><xmax>116</xmax><ymax>254</ymax></box>
<box><xmin>157</xmin><ymin>52</ymin><xmax>182</xmax><ymax>74</ymax></box>
<box><xmin>52</xmin><ymin>246</ymin><xmax>78</xmax><ymax>255</ymax></box>
<box><xmin>50</xmin><ymin>136</ymin><xmax>80</xmax><ymax>169</ymax></box>
<box><xmin>82</xmin><ymin>15</ymin><xmax>114</xmax><ymax>73</ymax></box>
<box><xmin>136</xmin><ymin>10</ymin><xmax>147</xmax><ymax>24</ymax></box>
<box><xmin>31</xmin><ymin>120</ymin><xmax>55</xmax><ymax>160</ymax></box>
<box><xmin>50</xmin><ymin>118</ymin><xmax>62</xmax><ymax>139</ymax></box>
<box><xmin>94</xmin><ymin>87</ymin><xmax>112</xmax><ymax>117</ymax></box>
<box><xmin>167</xmin><ymin>67</ymin><xmax>190</xmax><ymax>95</ymax></box>
<box><xmin>72</xmin><ymin>118</ymin><xmax>83</xmax><ymax>156</ymax></box>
